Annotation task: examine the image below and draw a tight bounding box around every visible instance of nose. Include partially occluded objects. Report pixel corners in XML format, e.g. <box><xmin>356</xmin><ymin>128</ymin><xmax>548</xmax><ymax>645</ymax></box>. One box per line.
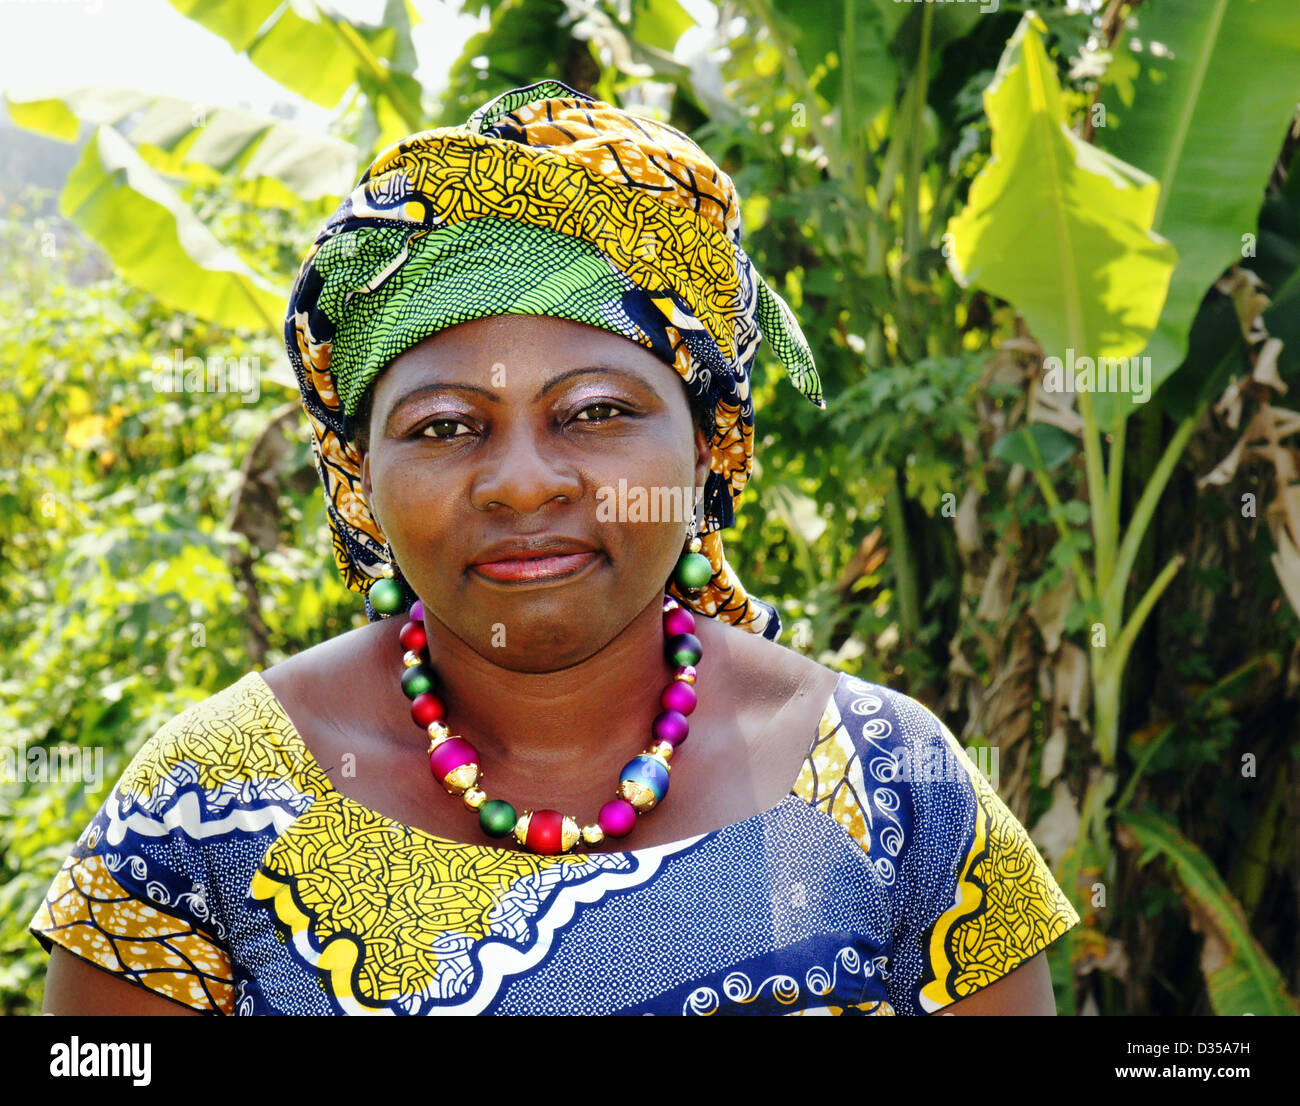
<box><xmin>468</xmin><ymin>419</ymin><xmax>584</xmax><ymax>514</ymax></box>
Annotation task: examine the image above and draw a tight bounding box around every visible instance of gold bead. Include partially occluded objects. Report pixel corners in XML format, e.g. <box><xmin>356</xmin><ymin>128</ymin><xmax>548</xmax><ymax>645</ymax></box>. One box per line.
<box><xmin>581</xmin><ymin>823</ymin><xmax>605</xmax><ymax>847</ymax></box>
<box><xmin>443</xmin><ymin>762</ymin><xmax>479</xmax><ymax>795</ymax></box>
<box><xmin>676</xmin><ymin>671</ymin><xmax>696</xmax><ymax>685</ymax></box>
<box><xmin>561</xmin><ymin>816</ymin><xmax>581</xmax><ymax>853</ymax></box>
<box><xmin>403</xmin><ymin>650</ymin><xmax>421</xmax><ymax>668</ymax></box>
<box><xmin>513</xmin><ymin>811</ymin><xmax>533</xmax><ymax>847</ymax></box>
<box><xmin>618</xmin><ymin>779</ymin><xmax>658</xmax><ymax>813</ymax></box>
<box><xmin>380</xmin><ymin>561</ymin><xmax>395</xmax><ymax>579</ymax></box>
<box><xmin>647</xmin><ymin>742</ymin><xmax>673</xmax><ymax>764</ymax></box>
<box><xmin>427</xmin><ymin>722</ymin><xmax>451</xmax><ymax>750</ymax></box>
<box><xmin>688</xmin><ymin>537</ymin><xmax>702</xmax><ymax>554</ymax></box>
<box><xmin>462</xmin><ymin>787</ymin><xmax>487</xmax><ymax>810</ymax></box>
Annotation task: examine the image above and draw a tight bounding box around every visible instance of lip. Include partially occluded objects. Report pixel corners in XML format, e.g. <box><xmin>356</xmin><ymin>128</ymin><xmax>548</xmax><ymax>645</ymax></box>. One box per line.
<box><xmin>469</xmin><ymin>536</ymin><xmax>603</xmax><ymax>586</ymax></box>
<box><xmin>471</xmin><ymin>550</ymin><xmax>602</xmax><ymax>583</ymax></box>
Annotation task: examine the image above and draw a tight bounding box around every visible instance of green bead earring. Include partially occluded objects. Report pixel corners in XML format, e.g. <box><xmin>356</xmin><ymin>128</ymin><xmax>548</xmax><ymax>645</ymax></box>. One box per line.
<box><xmin>369</xmin><ymin>545</ymin><xmax>404</xmax><ymax>615</ymax></box>
<box><xmin>673</xmin><ymin>519</ymin><xmax>713</xmax><ymax>593</ymax></box>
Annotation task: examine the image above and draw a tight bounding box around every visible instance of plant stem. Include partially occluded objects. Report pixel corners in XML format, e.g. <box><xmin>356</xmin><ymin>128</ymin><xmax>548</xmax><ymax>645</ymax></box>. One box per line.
<box><xmin>1112</xmin><ymin>552</ymin><xmax>1185</xmax><ymax>678</ymax></box>
<box><xmin>1076</xmin><ymin>386</ymin><xmax>1114</xmax><ymax>594</ymax></box>
<box><xmin>885</xmin><ymin>470</ymin><xmax>921</xmax><ymax>638</ymax></box>
<box><xmin>901</xmin><ymin>1</ymin><xmax>932</xmax><ymax>281</ymax></box>
<box><xmin>1103</xmin><ymin>400</ymin><xmax>1207</xmax><ymax>616</ymax></box>
<box><xmin>1106</xmin><ymin>399</ymin><xmax>1127</xmax><ymax>568</ymax></box>
<box><xmin>331</xmin><ymin>21</ymin><xmax>424</xmax><ymax>134</ymax></box>
<box><xmin>1025</xmin><ymin>439</ymin><xmax>1096</xmax><ymax>602</ymax></box>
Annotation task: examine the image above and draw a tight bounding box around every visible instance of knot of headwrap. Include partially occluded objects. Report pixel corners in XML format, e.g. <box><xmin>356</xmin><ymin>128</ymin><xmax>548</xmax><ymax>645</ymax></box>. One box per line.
<box><xmin>284</xmin><ymin>79</ymin><xmax>825</xmax><ymax>641</ymax></box>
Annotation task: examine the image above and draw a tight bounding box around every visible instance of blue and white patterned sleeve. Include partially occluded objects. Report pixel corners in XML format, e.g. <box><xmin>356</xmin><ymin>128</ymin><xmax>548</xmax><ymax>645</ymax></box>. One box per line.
<box><xmin>877</xmin><ymin>686</ymin><xmax>1080</xmax><ymax>1014</ymax></box>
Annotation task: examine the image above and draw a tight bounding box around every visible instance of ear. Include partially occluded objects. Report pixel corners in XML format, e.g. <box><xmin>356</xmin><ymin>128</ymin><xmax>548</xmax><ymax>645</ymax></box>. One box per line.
<box><xmin>360</xmin><ymin>447</ymin><xmax>371</xmax><ymax>500</ymax></box>
<box><xmin>693</xmin><ymin>425</ymin><xmax>710</xmax><ymax>489</ymax></box>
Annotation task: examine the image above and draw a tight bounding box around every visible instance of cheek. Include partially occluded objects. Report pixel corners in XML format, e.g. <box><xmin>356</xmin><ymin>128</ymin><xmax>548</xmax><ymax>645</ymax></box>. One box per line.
<box><xmin>369</xmin><ymin>453</ymin><xmax>460</xmax><ymax>540</ymax></box>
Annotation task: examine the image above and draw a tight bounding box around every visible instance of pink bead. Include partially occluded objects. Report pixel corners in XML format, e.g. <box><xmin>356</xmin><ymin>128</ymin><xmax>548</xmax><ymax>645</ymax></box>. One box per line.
<box><xmin>652</xmin><ymin>709</ymin><xmax>690</xmax><ymax>746</ymax></box>
<box><xmin>410</xmin><ymin>599</ymin><xmax>424</xmax><ymax>622</ymax></box>
<box><xmin>661</xmin><ymin>680</ymin><xmax>697</xmax><ymax>715</ymax></box>
<box><xmin>598</xmin><ymin>799</ymin><xmax>638</xmax><ymax>837</ymax></box>
<box><xmin>663</xmin><ymin>607</ymin><xmax>696</xmax><ymax>637</ymax></box>
<box><xmin>429</xmin><ymin>737</ymin><xmax>477</xmax><ymax>782</ymax></box>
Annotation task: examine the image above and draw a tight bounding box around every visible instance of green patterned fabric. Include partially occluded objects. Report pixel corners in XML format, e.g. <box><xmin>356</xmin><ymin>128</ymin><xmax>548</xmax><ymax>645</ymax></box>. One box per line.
<box><xmin>312</xmin><ymin>219</ymin><xmax>643</xmax><ymax>421</ymax></box>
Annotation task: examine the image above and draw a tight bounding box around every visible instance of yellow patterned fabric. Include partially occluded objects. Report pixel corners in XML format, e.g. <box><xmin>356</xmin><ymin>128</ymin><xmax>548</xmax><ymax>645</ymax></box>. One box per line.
<box><xmin>794</xmin><ymin>681</ymin><xmax>1080</xmax><ymax>1011</ymax></box>
<box><xmin>284</xmin><ymin>79</ymin><xmax>825</xmax><ymax>638</ymax></box>
<box><xmin>31</xmin><ymin>670</ymin><xmax>1078</xmax><ymax>1015</ymax></box>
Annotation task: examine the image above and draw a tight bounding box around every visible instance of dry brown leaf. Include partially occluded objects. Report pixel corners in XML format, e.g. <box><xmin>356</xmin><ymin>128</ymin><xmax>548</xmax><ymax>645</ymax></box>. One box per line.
<box><xmin>1252</xmin><ymin>337</ymin><xmax>1287</xmax><ymax>395</ymax></box>
<box><xmin>1075</xmin><ymin>937</ymin><xmax>1130</xmax><ymax>981</ymax></box>
<box><xmin>1268</xmin><ymin>525</ymin><xmax>1300</xmax><ymax>624</ymax></box>
<box><xmin>1216</xmin><ymin>268</ymin><xmax>1271</xmax><ymax>342</ymax></box>
<box><xmin>1040</xmin><ymin>722</ymin><xmax>1068</xmax><ymax>785</ymax></box>
<box><xmin>976</xmin><ymin>552</ymin><xmax>1014</xmax><ymax>623</ymax></box>
<box><xmin>1054</xmin><ymin>641</ymin><xmax>1091</xmax><ymax>722</ymax></box>
<box><xmin>1215</xmin><ymin>377</ymin><xmax>1245</xmax><ymax>430</ymax></box>
<box><xmin>955</xmin><ymin>486</ymin><xmax>982</xmax><ymax>558</ymax></box>
<box><xmin>1028</xmin><ymin>572</ymin><xmax>1076</xmax><ymax>653</ymax></box>
<box><xmin>1029</xmin><ymin>372</ymin><xmax>1085</xmax><ymax>436</ymax></box>
<box><xmin>1198</xmin><ymin>403</ymin><xmax>1300</xmax><ymax>489</ymax></box>
<box><xmin>1029</xmin><ymin>779</ymin><xmax>1081</xmax><ymax>869</ymax></box>
<box><xmin>1266</xmin><ymin>482</ymin><xmax>1300</xmax><ymax>552</ymax></box>
<box><xmin>948</xmin><ymin>635</ymin><xmax>978</xmax><ymax>679</ymax></box>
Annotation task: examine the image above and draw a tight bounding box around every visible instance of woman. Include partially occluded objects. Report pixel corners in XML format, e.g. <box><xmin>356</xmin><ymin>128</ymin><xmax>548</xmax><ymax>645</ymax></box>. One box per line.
<box><xmin>32</xmin><ymin>80</ymin><xmax>1079</xmax><ymax>1016</ymax></box>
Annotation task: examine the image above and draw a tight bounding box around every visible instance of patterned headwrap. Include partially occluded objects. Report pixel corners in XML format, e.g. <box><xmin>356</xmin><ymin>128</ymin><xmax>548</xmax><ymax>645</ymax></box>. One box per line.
<box><xmin>284</xmin><ymin>79</ymin><xmax>824</xmax><ymax>640</ymax></box>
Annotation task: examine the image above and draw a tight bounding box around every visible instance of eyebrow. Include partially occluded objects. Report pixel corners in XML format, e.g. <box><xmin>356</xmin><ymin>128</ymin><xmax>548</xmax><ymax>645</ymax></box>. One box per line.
<box><xmin>383</xmin><ymin>364</ymin><xmax>653</xmax><ymax>433</ymax></box>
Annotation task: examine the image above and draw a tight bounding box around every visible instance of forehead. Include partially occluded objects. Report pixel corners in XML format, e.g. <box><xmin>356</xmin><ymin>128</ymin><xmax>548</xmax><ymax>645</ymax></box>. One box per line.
<box><xmin>371</xmin><ymin>314</ymin><xmax>679</xmax><ymax>402</ymax></box>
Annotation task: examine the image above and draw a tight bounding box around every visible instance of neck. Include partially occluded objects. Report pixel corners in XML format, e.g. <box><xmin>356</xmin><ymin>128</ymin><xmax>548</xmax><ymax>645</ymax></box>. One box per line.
<box><xmin>396</xmin><ymin>590</ymin><xmax>685</xmax><ymax>788</ymax></box>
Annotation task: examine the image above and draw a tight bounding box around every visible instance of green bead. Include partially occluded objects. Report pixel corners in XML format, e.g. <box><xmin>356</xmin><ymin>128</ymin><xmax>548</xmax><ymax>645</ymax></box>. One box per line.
<box><xmin>667</xmin><ymin>632</ymin><xmax>703</xmax><ymax>667</ymax></box>
<box><xmin>369</xmin><ymin>577</ymin><xmax>403</xmax><ymax>614</ymax></box>
<box><xmin>400</xmin><ymin>664</ymin><xmax>436</xmax><ymax>700</ymax></box>
<box><xmin>674</xmin><ymin>551</ymin><xmax>712</xmax><ymax>591</ymax></box>
<box><xmin>479</xmin><ymin>799</ymin><xmax>517</xmax><ymax>838</ymax></box>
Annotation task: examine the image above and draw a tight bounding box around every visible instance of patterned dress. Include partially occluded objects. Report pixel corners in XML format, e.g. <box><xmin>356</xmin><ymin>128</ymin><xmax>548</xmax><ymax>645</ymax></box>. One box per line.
<box><xmin>30</xmin><ymin>669</ymin><xmax>1079</xmax><ymax>1015</ymax></box>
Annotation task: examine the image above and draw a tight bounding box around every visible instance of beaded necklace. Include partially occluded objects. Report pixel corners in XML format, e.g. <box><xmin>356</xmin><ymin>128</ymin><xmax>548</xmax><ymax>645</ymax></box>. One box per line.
<box><xmin>394</xmin><ymin>594</ymin><xmax>703</xmax><ymax>855</ymax></box>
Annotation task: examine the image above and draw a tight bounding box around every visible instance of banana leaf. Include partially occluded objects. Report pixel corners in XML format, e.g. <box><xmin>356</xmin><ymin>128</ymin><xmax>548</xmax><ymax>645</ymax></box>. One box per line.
<box><xmin>1117</xmin><ymin>810</ymin><xmax>1299</xmax><ymax>1016</ymax></box>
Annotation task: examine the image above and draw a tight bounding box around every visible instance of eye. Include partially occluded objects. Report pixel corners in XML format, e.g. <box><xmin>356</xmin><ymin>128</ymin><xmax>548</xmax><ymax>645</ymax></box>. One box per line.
<box><xmin>573</xmin><ymin>402</ymin><xmax>625</xmax><ymax>423</ymax></box>
<box><xmin>418</xmin><ymin>418</ymin><xmax>472</xmax><ymax>440</ymax></box>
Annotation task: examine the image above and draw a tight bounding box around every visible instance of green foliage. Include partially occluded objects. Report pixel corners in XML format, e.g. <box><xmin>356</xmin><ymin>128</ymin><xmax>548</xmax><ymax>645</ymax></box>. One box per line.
<box><xmin>0</xmin><ymin>185</ymin><xmax>358</xmax><ymax>1012</ymax></box>
<box><xmin>1118</xmin><ymin>810</ymin><xmax>1300</xmax><ymax>1016</ymax></box>
<box><xmin>3</xmin><ymin>0</ymin><xmax>1297</xmax><ymax>1019</ymax></box>
<box><xmin>1097</xmin><ymin>0</ymin><xmax>1300</xmax><ymax>396</ymax></box>
<box><xmin>945</xmin><ymin>16</ymin><xmax>1177</xmax><ymax>374</ymax></box>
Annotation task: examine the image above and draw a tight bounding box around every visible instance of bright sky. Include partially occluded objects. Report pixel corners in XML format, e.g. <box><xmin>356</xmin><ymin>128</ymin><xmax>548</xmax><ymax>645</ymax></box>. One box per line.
<box><xmin>0</xmin><ymin>0</ymin><xmax>491</xmax><ymax>131</ymax></box>
<box><xmin>0</xmin><ymin>0</ymin><xmax>719</xmax><ymax>132</ymax></box>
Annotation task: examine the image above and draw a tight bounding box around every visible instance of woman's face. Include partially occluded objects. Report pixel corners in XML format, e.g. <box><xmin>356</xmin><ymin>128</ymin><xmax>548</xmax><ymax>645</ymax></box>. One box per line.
<box><xmin>359</xmin><ymin>314</ymin><xmax>710</xmax><ymax>672</ymax></box>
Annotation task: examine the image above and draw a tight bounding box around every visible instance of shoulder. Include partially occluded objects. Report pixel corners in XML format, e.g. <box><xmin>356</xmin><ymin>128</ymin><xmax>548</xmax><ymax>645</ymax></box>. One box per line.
<box><xmin>794</xmin><ymin>670</ymin><xmax>1026</xmax><ymax>870</ymax></box>
<box><xmin>25</xmin><ymin>675</ymin><xmax>304</xmax><ymax>1016</ymax></box>
<box><xmin>797</xmin><ymin>673</ymin><xmax>1081</xmax><ymax>1014</ymax></box>
<box><xmin>693</xmin><ymin>612</ymin><xmax>841</xmax><ymax>717</ymax></box>
<box><xmin>116</xmin><ymin>672</ymin><xmax>318</xmax><ymax>813</ymax></box>
<box><xmin>257</xmin><ymin>615</ymin><xmax>394</xmax><ymax>743</ymax></box>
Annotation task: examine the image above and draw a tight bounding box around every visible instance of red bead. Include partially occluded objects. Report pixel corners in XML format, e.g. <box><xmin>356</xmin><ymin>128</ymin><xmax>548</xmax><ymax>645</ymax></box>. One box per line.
<box><xmin>526</xmin><ymin>809</ymin><xmax>565</xmax><ymax>855</ymax></box>
<box><xmin>410</xmin><ymin>692</ymin><xmax>445</xmax><ymax>728</ymax></box>
<box><xmin>399</xmin><ymin>621</ymin><xmax>428</xmax><ymax>653</ymax></box>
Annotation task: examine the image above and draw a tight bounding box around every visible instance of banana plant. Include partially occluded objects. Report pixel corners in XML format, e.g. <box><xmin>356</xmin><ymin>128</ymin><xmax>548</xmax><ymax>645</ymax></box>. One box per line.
<box><xmin>1117</xmin><ymin>810</ymin><xmax>1299</xmax><ymax>1016</ymax></box>
<box><xmin>946</xmin><ymin>4</ymin><xmax>1300</xmax><ymax>1010</ymax></box>
<box><xmin>5</xmin><ymin>0</ymin><xmax>423</xmax><ymax>330</ymax></box>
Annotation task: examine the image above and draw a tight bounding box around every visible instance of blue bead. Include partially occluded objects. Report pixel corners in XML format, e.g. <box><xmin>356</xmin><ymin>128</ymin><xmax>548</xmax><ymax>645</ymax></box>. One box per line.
<box><xmin>619</xmin><ymin>754</ymin><xmax>670</xmax><ymax>801</ymax></box>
